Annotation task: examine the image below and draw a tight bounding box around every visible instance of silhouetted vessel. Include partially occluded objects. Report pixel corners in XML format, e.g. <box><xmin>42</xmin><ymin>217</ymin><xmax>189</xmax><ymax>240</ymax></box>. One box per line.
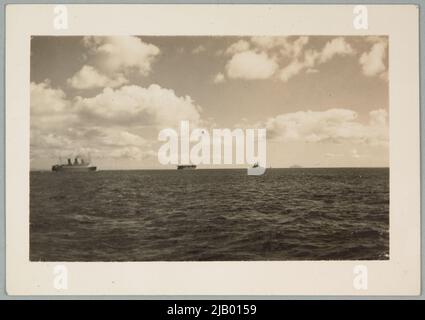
<box><xmin>250</xmin><ymin>162</ymin><xmax>266</xmax><ymax>171</ymax></box>
<box><xmin>177</xmin><ymin>165</ymin><xmax>196</xmax><ymax>170</ymax></box>
<box><xmin>52</xmin><ymin>157</ymin><xmax>97</xmax><ymax>172</ymax></box>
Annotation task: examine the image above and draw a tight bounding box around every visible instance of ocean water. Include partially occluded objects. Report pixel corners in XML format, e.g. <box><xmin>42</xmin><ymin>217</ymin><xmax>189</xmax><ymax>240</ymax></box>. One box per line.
<box><xmin>30</xmin><ymin>168</ymin><xmax>389</xmax><ymax>261</ymax></box>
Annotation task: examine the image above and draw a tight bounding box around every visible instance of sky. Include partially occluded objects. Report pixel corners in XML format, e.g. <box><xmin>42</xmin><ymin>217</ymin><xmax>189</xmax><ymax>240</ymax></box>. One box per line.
<box><xmin>30</xmin><ymin>36</ymin><xmax>389</xmax><ymax>170</ymax></box>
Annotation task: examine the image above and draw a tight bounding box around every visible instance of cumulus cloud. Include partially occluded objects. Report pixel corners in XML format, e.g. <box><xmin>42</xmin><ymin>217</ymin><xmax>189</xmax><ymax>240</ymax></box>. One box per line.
<box><xmin>31</xmin><ymin>81</ymin><xmax>80</xmax><ymax>158</ymax></box>
<box><xmin>249</xmin><ymin>37</ymin><xmax>280</xmax><ymax>50</ymax></box>
<box><xmin>280</xmin><ymin>36</ymin><xmax>309</xmax><ymax>58</ymax></box>
<box><xmin>225</xmin><ymin>40</ymin><xmax>251</xmax><ymax>55</ymax></box>
<box><xmin>31</xmin><ymin>132</ymin><xmax>73</xmax><ymax>150</ymax></box>
<box><xmin>67</xmin><ymin>65</ymin><xmax>128</xmax><ymax>89</ymax></box>
<box><xmin>359</xmin><ymin>37</ymin><xmax>388</xmax><ymax>79</ymax></box>
<box><xmin>31</xmin><ymin>80</ymin><xmax>69</xmax><ymax>115</ymax></box>
<box><xmin>31</xmin><ymin>80</ymin><xmax>202</xmax><ymax>162</ymax></box>
<box><xmin>83</xmin><ymin>36</ymin><xmax>160</xmax><ymax>75</ymax></box>
<box><xmin>319</xmin><ymin>37</ymin><xmax>355</xmax><ymax>63</ymax></box>
<box><xmin>250</xmin><ymin>36</ymin><xmax>308</xmax><ymax>58</ymax></box>
<box><xmin>225</xmin><ymin>51</ymin><xmax>278</xmax><ymax>80</ymax></box>
<box><xmin>279</xmin><ymin>38</ymin><xmax>354</xmax><ymax>82</ymax></box>
<box><xmin>68</xmin><ymin>36</ymin><xmax>160</xmax><ymax>90</ymax></box>
<box><xmin>75</xmin><ymin>84</ymin><xmax>201</xmax><ymax>127</ymax></box>
<box><xmin>213</xmin><ymin>72</ymin><xmax>225</xmax><ymax>84</ymax></box>
<box><xmin>226</xmin><ymin>37</ymin><xmax>309</xmax><ymax>82</ymax></box>
<box><xmin>220</xmin><ymin>36</ymin><xmax>357</xmax><ymax>83</ymax></box>
<box><xmin>278</xmin><ymin>49</ymin><xmax>315</xmax><ymax>82</ymax></box>
<box><xmin>279</xmin><ymin>59</ymin><xmax>306</xmax><ymax>82</ymax></box>
<box><xmin>30</xmin><ymin>81</ymin><xmax>79</xmax><ymax>137</ymax></box>
<box><xmin>279</xmin><ymin>60</ymin><xmax>308</xmax><ymax>82</ymax></box>
<box><xmin>265</xmin><ymin>108</ymin><xmax>388</xmax><ymax>146</ymax></box>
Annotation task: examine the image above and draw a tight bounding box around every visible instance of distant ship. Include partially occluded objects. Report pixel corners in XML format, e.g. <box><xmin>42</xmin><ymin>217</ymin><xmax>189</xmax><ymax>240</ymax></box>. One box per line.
<box><xmin>250</xmin><ymin>162</ymin><xmax>267</xmax><ymax>170</ymax></box>
<box><xmin>52</xmin><ymin>157</ymin><xmax>97</xmax><ymax>172</ymax></box>
<box><xmin>177</xmin><ymin>164</ymin><xmax>196</xmax><ymax>170</ymax></box>
<box><xmin>290</xmin><ymin>164</ymin><xmax>303</xmax><ymax>169</ymax></box>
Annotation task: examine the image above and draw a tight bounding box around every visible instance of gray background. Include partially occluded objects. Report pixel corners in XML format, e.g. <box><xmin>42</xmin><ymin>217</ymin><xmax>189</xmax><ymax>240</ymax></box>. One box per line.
<box><xmin>0</xmin><ymin>0</ymin><xmax>422</xmax><ymax>299</ymax></box>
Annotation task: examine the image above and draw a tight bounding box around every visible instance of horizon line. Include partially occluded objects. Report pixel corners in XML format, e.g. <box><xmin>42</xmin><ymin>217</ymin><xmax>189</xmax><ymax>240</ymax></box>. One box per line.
<box><xmin>30</xmin><ymin>166</ymin><xmax>390</xmax><ymax>172</ymax></box>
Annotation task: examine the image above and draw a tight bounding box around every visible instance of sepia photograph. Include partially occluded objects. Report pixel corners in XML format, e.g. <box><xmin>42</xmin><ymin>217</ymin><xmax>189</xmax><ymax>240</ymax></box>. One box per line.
<box><xmin>5</xmin><ymin>4</ymin><xmax>420</xmax><ymax>296</ymax></box>
<box><xmin>29</xmin><ymin>35</ymin><xmax>389</xmax><ymax>262</ymax></box>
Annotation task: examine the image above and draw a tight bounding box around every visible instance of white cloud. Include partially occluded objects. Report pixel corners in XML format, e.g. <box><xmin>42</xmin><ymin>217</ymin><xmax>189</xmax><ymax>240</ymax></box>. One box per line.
<box><xmin>67</xmin><ymin>65</ymin><xmax>128</xmax><ymax>89</ymax></box>
<box><xmin>279</xmin><ymin>38</ymin><xmax>354</xmax><ymax>82</ymax></box>
<box><xmin>68</xmin><ymin>36</ymin><xmax>161</xmax><ymax>90</ymax></box>
<box><xmin>265</xmin><ymin>108</ymin><xmax>388</xmax><ymax>146</ymax></box>
<box><xmin>225</xmin><ymin>40</ymin><xmax>250</xmax><ymax>55</ymax></box>
<box><xmin>83</xmin><ymin>36</ymin><xmax>160</xmax><ymax>76</ymax></box>
<box><xmin>227</xmin><ymin>37</ymin><xmax>310</xmax><ymax>82</ymax></box>
<box><xmin>213</xmin><ymin>72</ymin><xmax>225</xmax><ymax>83</ymax></box>
<box><xmin>32</xmin><ymin>132</ymin><xmax>73</xmax><ymax>149</ymax></box>
<box><xmin>30</xmin><ymin>81</ymin><xmax>78</xmax><ymax>137</ymax></box>
<box><xmin>278</xmin><ymin>49</ymin><xmax>318</xmax><ymax>82</ymax></box>
<box><xmin>359</xmin><ymin>37</ymin><xmax>388</xmax><ymax>78</ymax></box>
<box><xmin>225</xmin><ymin>51</ymin><xmax>278</xmax><ymax>80</ymax></box>
<box><xmin>31</xmin><ymin>80</ymin><xmax>69</xmax><ymax>115</ymax></box>
<box><xmin>221</xmin><ymin>36</ymin><xmax>357</xmax><ymax>83</ymax></box>
<box><xmin>250</xmin><ymin>36</ymin><xmax>309</xmax><ymax>58</ymax></box>
<box><xmin>304</xmin><ymin>49</ymin><xmax>320</xmax><ymax>67</ymax></box>
<box><xmin>279</xmin><ymin>60</ymin><xmax>306</xmax><ymax>82</ymax></box>
<box><xmin>281</xmin><ymin>36</ymin><xmax>309</xmax><ymax>58</ymax></box>
<box><xmin>31</xmin><ymin>80</ymin><xmax>202</xmax><ymax>162</ymax></box>
<box><xmin>250</xmin><ymin>36</ymin><xmax>283</xmax><ymax>50</ymax></box>
<box><xmin>75</xmin><ymin>84</ymin><xmax>201</xmax><ymax>128</ymax></box>
<box><xmin>319</xmin><ymin>37</ymin><xmax>355</xmax><ymax>63</ymax></box>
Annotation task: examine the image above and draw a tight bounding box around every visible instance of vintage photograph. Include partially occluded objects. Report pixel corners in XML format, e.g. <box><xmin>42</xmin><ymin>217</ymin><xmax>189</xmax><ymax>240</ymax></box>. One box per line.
<box><xmin>30</xmin><ymin>35</ymin><xmax>389</xmax><ymax>262</ymax></box>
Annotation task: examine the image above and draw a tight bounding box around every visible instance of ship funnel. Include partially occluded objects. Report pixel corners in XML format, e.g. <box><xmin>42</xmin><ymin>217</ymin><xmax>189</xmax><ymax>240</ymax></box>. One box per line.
<box><xmin>67</xmin><ymin>158</ymin><xmax>72</xmax><ymax>165</ymax></box>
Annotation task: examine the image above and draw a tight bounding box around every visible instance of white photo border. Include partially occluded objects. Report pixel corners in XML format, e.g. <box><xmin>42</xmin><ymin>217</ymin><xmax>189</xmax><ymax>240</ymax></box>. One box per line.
<box><xmin>5</xmin><ymin>4</ymin><xmax>420</xmax><ymax>295</ymax></box>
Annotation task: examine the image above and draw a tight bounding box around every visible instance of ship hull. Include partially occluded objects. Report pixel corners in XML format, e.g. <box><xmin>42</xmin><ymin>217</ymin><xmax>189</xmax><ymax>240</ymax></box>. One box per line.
<box><xmin>177</xmin><ymin>165</ymin><xmax>196</xmax><ymax>170</ymax></box>
<box><xmin>52</xmin><ymin>165</ymin><xmax>97</xmax><ymax>172</ymax></box>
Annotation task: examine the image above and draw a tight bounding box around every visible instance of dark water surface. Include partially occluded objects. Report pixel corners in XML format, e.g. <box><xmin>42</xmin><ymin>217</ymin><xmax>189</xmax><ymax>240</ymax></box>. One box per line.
<box><xmin>30</xmin><ymin>168</ymin><xmax>389</xmax><ymax>261</ymax></box>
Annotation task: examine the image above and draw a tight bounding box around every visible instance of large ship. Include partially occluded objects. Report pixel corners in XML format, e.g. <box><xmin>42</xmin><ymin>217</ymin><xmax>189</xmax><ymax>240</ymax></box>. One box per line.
<box><xmin>177</xmin><ymin>164</ymin><xmax>196</xmax><ymax>170</ymax></box>
<box><xmin>52</xmin><ymin>157</ymin><xmax>97</xmax><ymax>172</ymax></box>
